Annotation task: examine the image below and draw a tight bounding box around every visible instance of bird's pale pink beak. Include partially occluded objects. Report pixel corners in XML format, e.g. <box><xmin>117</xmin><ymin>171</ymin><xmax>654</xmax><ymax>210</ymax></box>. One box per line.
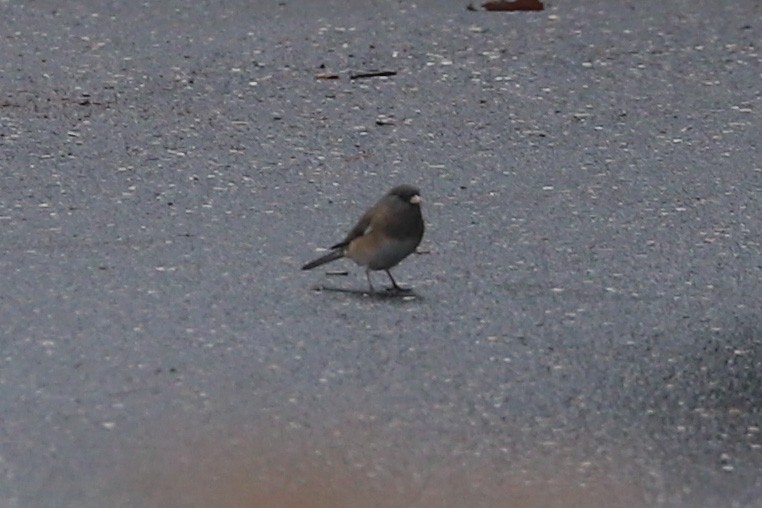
<box><xmin>410</xmin><ymin>195</ymin><xmax>422</xmax><ymax>204</ymax></box>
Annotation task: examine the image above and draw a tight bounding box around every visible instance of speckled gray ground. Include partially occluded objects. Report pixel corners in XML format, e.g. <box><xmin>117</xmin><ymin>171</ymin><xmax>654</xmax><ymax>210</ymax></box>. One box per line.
<box><xmin>0</xmin><ymin>1</ymin><xmax>760</xmax><ymax>507</ymax></box>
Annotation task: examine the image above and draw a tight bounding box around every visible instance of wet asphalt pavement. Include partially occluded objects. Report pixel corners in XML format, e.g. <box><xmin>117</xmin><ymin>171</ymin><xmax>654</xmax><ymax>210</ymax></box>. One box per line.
<box><xmin>0</xmin><ymin>1</ymin><xmax>760</xmax><ymax>507</ymax></box>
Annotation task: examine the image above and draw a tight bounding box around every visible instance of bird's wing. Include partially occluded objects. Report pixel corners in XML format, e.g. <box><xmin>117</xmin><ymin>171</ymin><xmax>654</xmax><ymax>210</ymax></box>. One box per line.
<box><xmin>330</xmin><ymin>205</ymin><xmax>376</xmax><ymax>250</ymax></box>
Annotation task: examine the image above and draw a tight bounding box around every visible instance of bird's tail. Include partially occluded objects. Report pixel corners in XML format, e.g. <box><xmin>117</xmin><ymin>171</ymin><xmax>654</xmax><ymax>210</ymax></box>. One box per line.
<box><xmin>302</xmin><ymin>249</ymin><xmax>344</xmax><ymax>270</ymax></box>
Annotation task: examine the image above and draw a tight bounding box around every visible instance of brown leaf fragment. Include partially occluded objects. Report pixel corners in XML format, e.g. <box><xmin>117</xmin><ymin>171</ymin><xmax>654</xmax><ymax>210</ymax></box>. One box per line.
<box><xmin>482</xmin><ymin>0</ymin><xmax>544</xmax><ymax>11</ymax></box>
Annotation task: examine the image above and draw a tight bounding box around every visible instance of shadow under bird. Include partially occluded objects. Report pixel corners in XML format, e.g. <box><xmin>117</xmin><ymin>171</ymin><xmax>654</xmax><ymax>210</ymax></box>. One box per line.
<box><xmin>302</xmin><ymin>184</ymin><xmax>425</xmax><ymax>293</ymax></box>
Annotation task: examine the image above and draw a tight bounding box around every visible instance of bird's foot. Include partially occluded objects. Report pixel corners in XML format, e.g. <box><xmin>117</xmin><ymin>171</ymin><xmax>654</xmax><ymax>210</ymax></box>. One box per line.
<box><xmin>385</xmin><ymin>285</ymin><xmax>412</xmax><ymax>293</ymax></box>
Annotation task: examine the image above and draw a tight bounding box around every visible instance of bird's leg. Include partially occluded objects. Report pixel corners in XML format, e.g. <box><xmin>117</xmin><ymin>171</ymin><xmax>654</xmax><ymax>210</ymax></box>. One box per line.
<box><xmin>385</xmin><ymin>270</ymin><xmax>411</xmax><ymax>292</ymax></box>
<box><xmin>365</xmin><ymin>269</ymin><xmax>375</xmax><ymax>293</ymax></box>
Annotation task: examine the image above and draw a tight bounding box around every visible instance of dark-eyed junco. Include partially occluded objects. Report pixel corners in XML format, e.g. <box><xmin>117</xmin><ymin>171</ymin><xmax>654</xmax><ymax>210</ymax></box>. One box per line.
<box><xmin>302</xmin><ymin>184</ymin><xmax>425</xmax><ymax>292</ymax></box>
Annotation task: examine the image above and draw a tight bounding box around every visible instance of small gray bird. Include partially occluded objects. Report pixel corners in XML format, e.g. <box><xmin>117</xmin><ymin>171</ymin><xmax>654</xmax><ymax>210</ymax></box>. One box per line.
<box><xmin>302</xmin><ymin>184</ymin><xmax>425</xmax><ymax>292</ymax></box>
